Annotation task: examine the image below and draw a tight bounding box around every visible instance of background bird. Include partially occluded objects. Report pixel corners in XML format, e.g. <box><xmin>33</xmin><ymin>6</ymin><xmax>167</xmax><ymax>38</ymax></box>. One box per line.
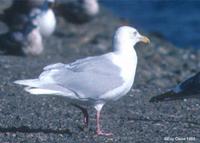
<box><xmin>0</xmin><ymin>0</ymin><xmax>56</xmax><ymax>37</ymax></box>
<box><xmin>55</xmin><ymin>0</ymin><xmax>99</xmax><ymax>24</ymax></box>
<box><xmin>0</xmin><ymin>19</ymin><xmax>43</xmax><ymax>56</ymax></box>
<box><xmin>0</xmin><ymin>0</ymin><xmax>44</xmax><ymax>30</ymax></box>
<box><xmin>30</xmin><ymin>0</ymin><xmax>56</xmax><ymax>37</ymax></box>
<box><xmin>150</xmin><ymin>72</ymin><xmax>200</xmax><ymax>102</ymax></box>
<box><xmin>14</xmin><ymin>26</ymin><xmax>150</xmax><ymax>136</ymax></box>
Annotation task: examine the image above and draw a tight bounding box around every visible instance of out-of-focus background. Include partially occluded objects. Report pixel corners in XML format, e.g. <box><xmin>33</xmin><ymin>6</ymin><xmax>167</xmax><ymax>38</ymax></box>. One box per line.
<box><xmin>101</xmin><ymin>0</ymin><xmax>200</xmax><ymax>48</ymax></box>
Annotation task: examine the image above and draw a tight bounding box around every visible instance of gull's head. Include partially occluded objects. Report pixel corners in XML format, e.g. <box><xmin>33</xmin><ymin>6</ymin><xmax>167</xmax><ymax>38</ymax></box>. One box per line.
<box><xmin>114</xmin><ymin>26</ymin><xmax>150</xmax><ymax>47</ymax></box>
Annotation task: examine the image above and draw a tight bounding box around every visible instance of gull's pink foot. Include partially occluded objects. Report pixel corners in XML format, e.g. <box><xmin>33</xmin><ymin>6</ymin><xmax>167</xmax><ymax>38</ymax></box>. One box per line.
<box><xmin>96</xmin><ymin>130</ymin><xmax>113</xmax><ymax>136</ymax></box>
<box><xmin>96</xmin><ymin>109</ymin><xmax>113</xmax><ymax>136</ymax></box>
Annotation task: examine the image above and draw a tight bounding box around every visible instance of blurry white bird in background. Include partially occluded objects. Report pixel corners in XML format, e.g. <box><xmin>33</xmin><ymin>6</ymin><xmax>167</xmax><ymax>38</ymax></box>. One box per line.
<box><xmin>0</xmin><ymin>0</ymin><xmax>56</xmax><ymax>37</ymax></box>
<box><xmin>0</xmin><ymin>0</ymin><xmax>57</xmax><ymax>55</ymax></box>
<box><xmin>0</xmin><ymin>19</ymin><xmax>43</xmax><ymax>56</ymax></box>
<box><xmin>30</xmin><ymin>0</ymin><xmax>56</xmax><ymax>37</ymax></box>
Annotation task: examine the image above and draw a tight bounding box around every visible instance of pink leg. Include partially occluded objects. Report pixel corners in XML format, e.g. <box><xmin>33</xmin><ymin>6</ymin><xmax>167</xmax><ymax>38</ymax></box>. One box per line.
<box><xmin>72</xmin><ymin>104</ymin><xmax>89</xmax><ymax>126</ymax></box>
<box><xmin>96</xmin><ymin>110</ymin><xmax>113</xmax><ymax>136</ymax></box>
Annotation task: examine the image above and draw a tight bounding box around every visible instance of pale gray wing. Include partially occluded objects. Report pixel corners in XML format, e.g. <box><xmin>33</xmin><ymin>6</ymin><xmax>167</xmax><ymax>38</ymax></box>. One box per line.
<box><xmin>42</xmin><ymin>55</ymin><xmax>124</xmax><ymax>100</ymax></box>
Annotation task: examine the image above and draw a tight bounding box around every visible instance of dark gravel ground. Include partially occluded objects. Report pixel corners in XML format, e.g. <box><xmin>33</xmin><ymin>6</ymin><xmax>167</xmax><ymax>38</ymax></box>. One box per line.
<box><xmin>0</xmin><ymin>1</ymin><xmax>200</xmax><ymax>143</ymax></box>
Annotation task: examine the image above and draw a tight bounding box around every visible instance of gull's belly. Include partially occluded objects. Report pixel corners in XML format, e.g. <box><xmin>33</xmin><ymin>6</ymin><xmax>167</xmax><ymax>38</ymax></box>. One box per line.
<box><xmin>113</xmin><ymin>62</ymin><xmax>136</xmax><ymax>99</ymax></box>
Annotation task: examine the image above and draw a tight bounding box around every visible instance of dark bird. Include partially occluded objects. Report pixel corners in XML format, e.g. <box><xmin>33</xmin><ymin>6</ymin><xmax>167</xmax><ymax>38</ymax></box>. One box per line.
<box><xmin>150</xmin><ymin>72</ymin><xmax>200</xmax><ymax>102</ymax></box>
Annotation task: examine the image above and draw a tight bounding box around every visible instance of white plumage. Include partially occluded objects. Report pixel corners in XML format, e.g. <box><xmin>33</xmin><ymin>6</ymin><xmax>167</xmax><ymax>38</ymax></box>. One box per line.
<box><xmin>14</xmin><ymin>26</ymin><xmax>150</xmax><ymax>136</ymax></box>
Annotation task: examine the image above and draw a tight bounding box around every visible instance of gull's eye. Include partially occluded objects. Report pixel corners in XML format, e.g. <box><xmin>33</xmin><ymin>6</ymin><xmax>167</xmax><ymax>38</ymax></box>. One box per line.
<box><xmin>133</xmin><ymin>31</ymin><xmax>137</xmax><ymax>36</ymax></box>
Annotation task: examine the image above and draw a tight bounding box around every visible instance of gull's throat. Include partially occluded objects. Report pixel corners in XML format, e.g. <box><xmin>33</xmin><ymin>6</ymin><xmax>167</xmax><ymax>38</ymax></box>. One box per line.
<box><xmin>113</xmin><ymin>40</ymin><xmax>135</xmax><ymax>58</ymax></box>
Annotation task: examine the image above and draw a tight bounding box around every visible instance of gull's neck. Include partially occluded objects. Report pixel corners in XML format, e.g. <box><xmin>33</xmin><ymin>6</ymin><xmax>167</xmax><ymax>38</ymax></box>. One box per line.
<box><xmin>113</xmin><ymin>38</ymin><xmax>137</xmax><ymax>59</ymax></box>
<box><xmin>111</xmin><ymin>37</ymin><xmax>138</xmax><ymax>81</ymax></box>
<box><xmin>110</xmin><ymin>34</ymin><xmax>138</xmax><ymax>94</ymax></box>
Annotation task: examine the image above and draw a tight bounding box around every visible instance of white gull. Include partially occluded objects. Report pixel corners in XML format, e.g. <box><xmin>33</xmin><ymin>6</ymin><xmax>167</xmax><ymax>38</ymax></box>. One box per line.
<box><xmin>14</xmin><ymin>26</ymin><xmax>150</xmax><ymax>136</ymax></box>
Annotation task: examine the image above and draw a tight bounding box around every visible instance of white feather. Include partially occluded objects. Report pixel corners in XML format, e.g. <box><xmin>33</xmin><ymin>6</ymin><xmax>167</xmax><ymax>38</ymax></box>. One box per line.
<box><xmin>25</xmin><ymin>87</ymin><xmax>61</xmax><ymax>95</ymax></box>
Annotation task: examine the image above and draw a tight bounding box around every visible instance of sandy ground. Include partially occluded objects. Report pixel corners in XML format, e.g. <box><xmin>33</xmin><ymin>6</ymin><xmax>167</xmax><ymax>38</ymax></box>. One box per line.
<box><xmin>0</xmin><ymin>1</ymin><xmax>200</xmax><ymax>143</ymax></box>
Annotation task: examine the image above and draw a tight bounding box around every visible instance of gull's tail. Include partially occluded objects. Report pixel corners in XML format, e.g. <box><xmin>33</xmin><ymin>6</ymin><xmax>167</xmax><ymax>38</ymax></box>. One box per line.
<box><xmin>24</xmin><ymin>87</ymin><xmax>62</xmax><ymax>95</ymax></box>
<box><xmin>14</xmin><ymin>79</ymin><xmax>57</xmax><ymax>95</ymax></box>
<box><xmin>14</xmin><ymin>79</ymin><xmax>75</xmax><ymax>98</ymax></box>
<box><xmin>14</xmin><ymin>79</ymin><xmax>42</xmax><ymax>87</ymax></box>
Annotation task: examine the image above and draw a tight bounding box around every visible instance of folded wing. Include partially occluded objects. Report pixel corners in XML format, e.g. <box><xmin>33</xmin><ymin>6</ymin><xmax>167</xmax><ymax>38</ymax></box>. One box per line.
<box><xmin>15</xmin><ymin>55</ymin><xmax>124</xmax><ymax>101</ymax></box>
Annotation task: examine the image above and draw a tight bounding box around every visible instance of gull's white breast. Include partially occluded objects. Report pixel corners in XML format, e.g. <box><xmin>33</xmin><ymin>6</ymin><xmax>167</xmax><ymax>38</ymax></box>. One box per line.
<box><xmin>100</xmin><ymin>51</ymin><xmax>137</xmax><ymax>101</ymax></box>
